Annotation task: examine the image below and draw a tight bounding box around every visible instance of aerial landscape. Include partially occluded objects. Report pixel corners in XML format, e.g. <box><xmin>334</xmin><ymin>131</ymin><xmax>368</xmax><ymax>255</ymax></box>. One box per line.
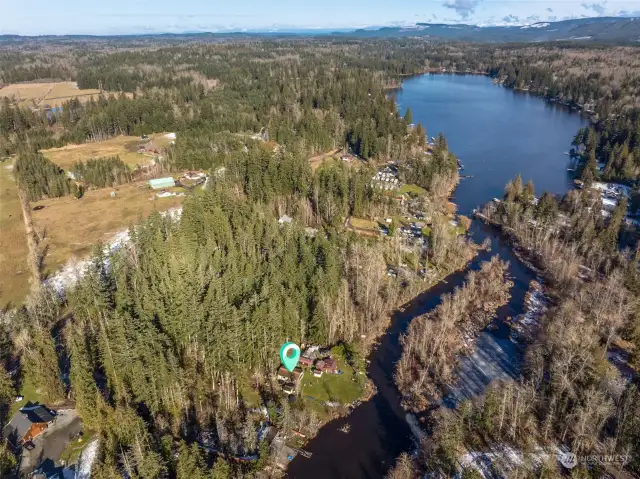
<box><xmin>1</xmin><ymin>0</ymin><xmax>640</xmax><ymax>478</ymax></box>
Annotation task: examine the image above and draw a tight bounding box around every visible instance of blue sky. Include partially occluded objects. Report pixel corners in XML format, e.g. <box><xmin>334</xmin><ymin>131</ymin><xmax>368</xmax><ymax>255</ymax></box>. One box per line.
<box><xmin>1</xmin><ymin>0</ymin><xmax>639</xmax><ymax>35</ymax></box>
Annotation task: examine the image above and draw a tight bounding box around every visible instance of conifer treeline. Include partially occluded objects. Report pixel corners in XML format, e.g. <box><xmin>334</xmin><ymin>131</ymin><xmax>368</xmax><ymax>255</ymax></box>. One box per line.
<box><xmin>13</xmin><ymin>181</ymin><xmax>404</xmax><ymax>476</ymax></box>
<box><xmin>573</xmin><ymin>109</ymin><xmax>640</xmax><ymax>184</ymax></box>
<box><xmin>14</xmin><ymin>151</ymin><xmax>72</xmax><ymax>200</ymax></box>
<box><xmin>71</xmin><ymin>155</ymin><xmax>132</xmax><ymax>189</ymax></box>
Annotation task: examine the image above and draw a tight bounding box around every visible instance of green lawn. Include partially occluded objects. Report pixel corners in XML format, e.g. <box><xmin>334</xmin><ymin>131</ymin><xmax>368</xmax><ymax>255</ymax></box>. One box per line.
<box><xmin>420</xmin><ymin>221</ymin><xmax>464</xmax><ymax>238</ymax></box>
<box><xmin>300</xmin><ymin>356</ymin><xmax>364</xmax><ymax>405</ymax></box>
<box><xmin>10</xmin><ymin>378</ymin><xmax>47</xmax><ymax>416</ymax></box>
<box><xmin>350</xmin><ymin>217</ymin><xmax>377</xmax><ymax>231</ymax></box>
<box><xmin>61</xmin><ymin>429</ymin><xmax>97</xmax><ymax>465</ymax></box>
<box><xmin>399</xmin><ymin>183</ymin><xmax>427</xmax><ymax>196</ymax></box>
<box><xmin>238</xmin><ymin>381</ymin><xmax>262</xmax><ymax>408</ymax></box>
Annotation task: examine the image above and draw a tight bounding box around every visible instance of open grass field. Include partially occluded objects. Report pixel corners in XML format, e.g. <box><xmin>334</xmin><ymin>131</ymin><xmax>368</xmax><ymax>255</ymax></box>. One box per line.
<box><xmin>31</xmin><ymin>180</ymin><xmax>184</xmax><ymax>278</ymax></box>
<box><xmin>399</xmin><ymin>183</ymin><xmax>427</xmax><ymax>196</ymax></box>
<box><xmin>0</xmin><ymin>162</ymin><xmax>31</xmax><ymax>309</ymax></box>
<box><xmin>0</xmin><ymin>81</ymin><xmax>102</xmax><ymax>108</ymax></box>
<box><xmin>308</xmin><ymin>149</ymin><xmax>342</xmax><ymax>172</ymax></box>
<box><xmin>41</xmin><ymin>133</ymin><xmax>174</xmax><ymax>170</ymax></box>
<box><xmin>349</xmin><ymin>217</ymin><xmax>377</xmax><ymax>231</ymax></box>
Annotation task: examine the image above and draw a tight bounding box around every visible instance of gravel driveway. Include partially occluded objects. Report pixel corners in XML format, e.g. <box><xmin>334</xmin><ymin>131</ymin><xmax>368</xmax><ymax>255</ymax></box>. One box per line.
<box><xmin>19</xmin><ymin>409</ymin><xmax>82</xmax><ymax>476</ymax></box>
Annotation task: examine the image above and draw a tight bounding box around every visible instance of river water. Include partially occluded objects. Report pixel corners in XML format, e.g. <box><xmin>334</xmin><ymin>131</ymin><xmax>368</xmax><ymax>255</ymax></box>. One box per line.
<box><xmin>287</xmin><ymin>74</ymin><xmax>587</xmax><ymax>478</ymax></box>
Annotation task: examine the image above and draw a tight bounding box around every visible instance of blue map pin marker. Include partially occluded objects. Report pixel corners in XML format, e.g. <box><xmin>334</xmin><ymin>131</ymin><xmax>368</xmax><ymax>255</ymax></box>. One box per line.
<box><xmin>280</xmin><ymin>342</ymin><xmax>301</xmax><ymax>372</ymax></box>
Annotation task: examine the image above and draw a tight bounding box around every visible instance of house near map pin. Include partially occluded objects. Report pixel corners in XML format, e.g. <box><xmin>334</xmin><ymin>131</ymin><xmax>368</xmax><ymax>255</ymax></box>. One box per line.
<box><xmin>3</xmin><ymin>403</ymin><xmax>56</xmax><ymax>446</ymax></box>
<box><xmin>316</xmin><ymin>358</ymin><xmax>338</xmax><ymax>374</ymax></box>
<box><xmin>277</xmin><ymin>366</ymin><xmax>304</xmax><ymax>394</ymax></box>
<box><xmin>148</xmin><ymin>177</ymin><xmax>175</xmax><ymax>190</ymax></box>
<box><xmin>299</xmin><ymin>356</ymin><xmax>314</xmax><ymax>368</ymax></box>
<box><xmin>277</xmin><ymin>366</ymin><xmax>304</xmax><ymax>382</ymax></box>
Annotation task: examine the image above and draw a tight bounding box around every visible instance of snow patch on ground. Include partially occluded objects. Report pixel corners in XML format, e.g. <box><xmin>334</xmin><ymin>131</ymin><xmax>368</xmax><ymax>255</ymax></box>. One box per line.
<box><xmin>46</xmin><ymin>207</ymin><xmax>182</xmax><ymax>292</ymax></box>
<box><xmin>405</xmin><ymin>413</ymin><xmax>425</xmax><ymax>441</ymax></box>
<box><xmin>75</xmin><ymin>439</ymin><xmax>99</xmax><ymax>479</ymax></box>
<box><xmin>521</xmin><ymin>22</ymin><xmax>550</xmax><ymax>29</ymax></box>
<box><xmin>508</xmin><ymin>280</ymin><xmax>548</xmax><ymax>344</ymax></box>
<box><xmin>461</xmin><ymin>445</ymin><xmax>554</xmax><ymax>478</ymax></box>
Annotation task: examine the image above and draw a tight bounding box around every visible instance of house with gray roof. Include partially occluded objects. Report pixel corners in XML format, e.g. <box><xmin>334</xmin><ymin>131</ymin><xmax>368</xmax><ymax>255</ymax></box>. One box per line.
<box><xmin>3</xmin><ymin>403</ymin><xmax>56</xmax><ymax>446</ymax></box>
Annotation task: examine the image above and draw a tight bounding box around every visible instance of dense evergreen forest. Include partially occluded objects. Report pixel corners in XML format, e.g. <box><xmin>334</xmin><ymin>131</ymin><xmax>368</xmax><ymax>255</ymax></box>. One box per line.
<box><xmin>1</xmin><ymin>36</ymin><xmax>640</xmax><ymax>478</ymax></box>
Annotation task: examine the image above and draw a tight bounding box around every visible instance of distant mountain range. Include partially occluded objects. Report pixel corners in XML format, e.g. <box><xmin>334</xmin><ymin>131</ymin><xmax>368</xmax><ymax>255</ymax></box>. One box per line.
<box><xmin>2</xmin><ymin>16</ymin><xmax>640</xmax><ymax>44</ymax></box>
<box><xmin>344</xmin><ymin>17</ymin><xmax>640</xmax><ymax>43</ymax></box>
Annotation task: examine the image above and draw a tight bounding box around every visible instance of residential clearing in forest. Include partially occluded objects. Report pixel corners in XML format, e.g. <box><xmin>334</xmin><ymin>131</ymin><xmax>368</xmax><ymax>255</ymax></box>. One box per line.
<box><xmin>40</xmin><ymin>133</ymin><xmax>175</xmax><ymax>170</ymax></box>
<box><xmin>308</xmin><ymin>149</ymin><xmax>366</xmax><ymax>172</ymax></box>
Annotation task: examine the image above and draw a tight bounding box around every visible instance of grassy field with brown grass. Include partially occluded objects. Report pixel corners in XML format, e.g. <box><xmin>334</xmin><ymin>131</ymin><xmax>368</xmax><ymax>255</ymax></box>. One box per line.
<box><xmin>0</xmin><ymin>81</ymin><xmax>102</xmax><ymax>108</ymax></box>
<box><xmin>309</xmin><ymin>149</ymin><xmax>342</xmax><ymax>172</ymax></box>
<box><xmin>31</xmin><ymin>181</ymin><xmax>184</xmax><ymax>278</ymax></box>
<box><xmin>41</xmin><ymin>133</ymin><xmax>174</xmax><ymax>170</ymax></box>
<box><xmin>0</xmin><ymin>162</ymin><xmax>31</xmax><ymax>309</ymax></box>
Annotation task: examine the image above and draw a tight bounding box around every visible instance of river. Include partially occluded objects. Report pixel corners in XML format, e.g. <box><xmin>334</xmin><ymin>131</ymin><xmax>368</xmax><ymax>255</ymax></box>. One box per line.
<box><xmin>287</xmin><ymin>74</ymin><xmax>587</xmax><ymax>478</ymax></box>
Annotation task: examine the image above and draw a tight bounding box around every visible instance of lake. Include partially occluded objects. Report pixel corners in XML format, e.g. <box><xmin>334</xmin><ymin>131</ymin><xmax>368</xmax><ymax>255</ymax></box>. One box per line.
<box><xmin>396</xmin><ymin>74</ymin><xmax>587</xmax><ymax>215</ymax></box>
<box><xmin>287</xmin><ymin>74</ymin><xmax>587</xmax><ymax>478</ymax></box>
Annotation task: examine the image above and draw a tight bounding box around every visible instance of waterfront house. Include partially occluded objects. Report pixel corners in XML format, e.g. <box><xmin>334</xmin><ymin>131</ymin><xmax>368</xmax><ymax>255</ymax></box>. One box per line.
<box><xmin>299</xmin><ymin>356</ymin><xmax>314</xmax><ymax>368</ymax></box>
<box><xmin>317</xmin><ymin>358</ymin><xmax>338</xmax><ymax>374</ymax></box>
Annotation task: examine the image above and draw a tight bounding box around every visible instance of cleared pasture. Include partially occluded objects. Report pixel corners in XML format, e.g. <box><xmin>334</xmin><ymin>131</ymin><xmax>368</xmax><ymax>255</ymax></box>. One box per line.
<box><xmin>41</xmin><ymin>133</ymin><xmax>174</xmax><ymax>169</ymax></box>
<box><xmin>0</xmin><ymin>81</ymin><xmax>102</xmax><ymax>108</ymax></box>
<box><xmin>0</xmin><ymin>162</ymin><xmax>31</xmax><ymax>308</ymax></box>
<box><xmin>31</xmin><ymin>181</ymin><xmax>184</xmax><ymax>278</ymax></box>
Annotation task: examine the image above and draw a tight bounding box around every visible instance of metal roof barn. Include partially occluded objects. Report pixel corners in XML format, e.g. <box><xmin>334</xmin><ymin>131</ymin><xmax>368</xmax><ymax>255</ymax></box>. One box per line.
<box><xmin>148</xmin><ymin>177</ymin><xmax>175</xmax><ymax>189</ymax></box>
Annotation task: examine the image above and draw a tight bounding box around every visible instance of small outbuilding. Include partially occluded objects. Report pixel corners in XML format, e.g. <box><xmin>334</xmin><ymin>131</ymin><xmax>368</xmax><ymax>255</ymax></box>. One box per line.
<box><xmin>149</xmin><ymin>177</ymin><xmax>176</xmax><ymax>190</ymax></box>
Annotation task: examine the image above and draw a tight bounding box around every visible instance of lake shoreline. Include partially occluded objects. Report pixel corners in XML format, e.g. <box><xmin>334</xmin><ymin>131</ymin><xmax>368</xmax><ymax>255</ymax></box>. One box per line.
<box><xmin>389</xmin><ymin>70</ymin><xmax>595</xmax><ymax>127</ymax></box>
<box><xmin>288</xmin><ymin>73</ymin><xmax>584</xmax><ymax>478</ymax></box>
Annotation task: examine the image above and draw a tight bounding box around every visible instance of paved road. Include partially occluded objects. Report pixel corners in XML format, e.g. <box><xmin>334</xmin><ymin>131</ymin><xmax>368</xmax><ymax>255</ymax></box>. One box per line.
<box><xmin>20</xmin><ymin>409</ymin><xmax>82</xmax><ymax>475</ymax></box>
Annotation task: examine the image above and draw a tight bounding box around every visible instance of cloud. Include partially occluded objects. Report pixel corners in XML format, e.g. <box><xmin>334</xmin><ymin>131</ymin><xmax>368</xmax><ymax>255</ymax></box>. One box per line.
<box><xmin>581</xmin><ymin>2</ymin><xmax>607</xmax><ymax>15</ymax></box>
<box><xmin>546</xmin><ymin>7</ymin><xmax>553</xmax><ymax>13</ymax></box>
<box><xmin>617</xmin><ymin>10</ymin><xmax>640</xmax><ymax>17</ymax></box>
<box><xmin>442</xmin><ymin>0</ymin><xmax>481</xmax><ymax>19</ymax></box>
<box><xmin>502</xmin><ymin>14</ymin><xmax>519</xmax><ymax>23</ymax></box>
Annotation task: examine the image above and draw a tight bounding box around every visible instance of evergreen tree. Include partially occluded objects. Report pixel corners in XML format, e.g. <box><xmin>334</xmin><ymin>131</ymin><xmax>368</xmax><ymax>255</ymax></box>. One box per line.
<box><xmin>404</xmin><ymin>107</ymin><xmax>413</xmax><ymax>124</ymax></box>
